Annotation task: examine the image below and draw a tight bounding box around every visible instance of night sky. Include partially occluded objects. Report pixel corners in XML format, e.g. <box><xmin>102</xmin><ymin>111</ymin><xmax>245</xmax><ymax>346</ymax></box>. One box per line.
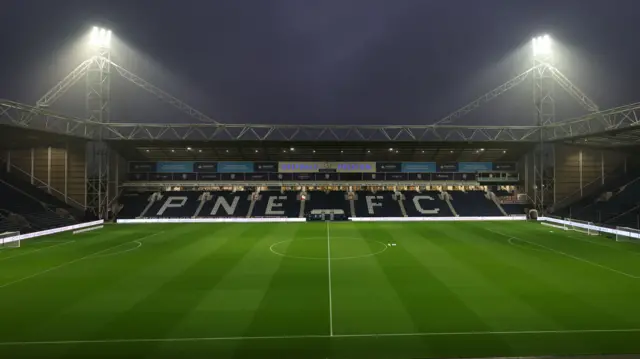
<box><xmin>0</xmin><ymin>0</ymin><xmax>638</xmax><ymax>126</ymax></box>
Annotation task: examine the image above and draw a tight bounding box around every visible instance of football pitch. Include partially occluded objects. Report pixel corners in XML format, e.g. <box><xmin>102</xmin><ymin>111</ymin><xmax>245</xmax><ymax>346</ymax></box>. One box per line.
<box><xmin>2</xmin><ymin>221</ymin><xmax>640</xmax><ymax>359</ymax></box>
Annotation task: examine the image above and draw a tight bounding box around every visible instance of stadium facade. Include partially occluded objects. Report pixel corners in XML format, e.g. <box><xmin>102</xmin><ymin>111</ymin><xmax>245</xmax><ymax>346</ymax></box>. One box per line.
<box><xmin>1</xmin><ymin>29</ymin><xmax>640</xmax><ymax>228</ymax></box>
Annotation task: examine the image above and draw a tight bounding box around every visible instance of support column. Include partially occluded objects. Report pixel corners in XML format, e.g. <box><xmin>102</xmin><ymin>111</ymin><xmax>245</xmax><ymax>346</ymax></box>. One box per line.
<box><xmin>601</xmin><ymin>151</ymin><xmax>605</xmax><ymax>185</ymax></box>
<box><xmin>5</xmin><ymin>150</ymin><xmax>10</xmax><ymax>173</ymax></box>
<box><xmin>533</xmin><ymin>58</ymin><xmax>555</xmax><ymax>211</ymax></box>
<box><xmin>64</xmin><ymin>145</ymin><xmax>68</xmax><ymax>203</ymax></box>
<box><xmin>524</xmin><ymin>154</ymin><xmax>529</xmax><ymax>197</ymax></box>
<box><xmin>47</xmin><ymin>146</ymin><xmax>52</xmax><ymax>193</ymax></box>
<box><xmin>30</xmin><ymin>148</ymin><xmax>35</xmax><ymax>185</ymax></box>
<box><xmin>579</xmin><ymin>150</ymin><xmax>583</xmax><ymax>197</ymax></box>
<box><xmin>84</xmin><ymin>154</ymin><xmax>88</xmax><ymax>208</ymax></box>
<box><xmin>85</xmin><ymin>41</ymin><xmax>111</xmax><ymax>219</ymax></box>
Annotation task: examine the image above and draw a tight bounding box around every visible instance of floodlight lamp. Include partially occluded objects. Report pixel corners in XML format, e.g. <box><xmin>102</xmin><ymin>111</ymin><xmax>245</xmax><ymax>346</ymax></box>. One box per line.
<box><xmin>90</xmin><ymin>26</ymin><xmax>112</xmax><ymax>48</ymax></box>
<box><xmin>532</xmin><ymin>34</ymin><xmax>552</xmax><ymax>57</ymax></box>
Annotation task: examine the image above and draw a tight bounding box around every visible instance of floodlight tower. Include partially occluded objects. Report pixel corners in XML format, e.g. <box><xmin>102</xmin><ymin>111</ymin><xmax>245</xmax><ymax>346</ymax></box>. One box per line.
<box><xmin>532</xmin><ymin>35</ymin><xmax>556</xmax><ymax>211</ymax></box>
<box><xmin>86</xmin><ymin>26</ymin><xmax>112</xmax><ymax>219</ymax></box>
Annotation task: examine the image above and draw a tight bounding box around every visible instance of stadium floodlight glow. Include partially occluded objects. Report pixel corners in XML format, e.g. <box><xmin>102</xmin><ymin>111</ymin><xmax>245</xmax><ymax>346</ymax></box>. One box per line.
<box><xmin>532</xmin><ymin>34</ymin><xmax>552</xmax><ymax>57</ymax></box>
<box><xmin>89</xmin><ymin>26</ymin><xmax>112</xmax><ymax>48</ymax></box>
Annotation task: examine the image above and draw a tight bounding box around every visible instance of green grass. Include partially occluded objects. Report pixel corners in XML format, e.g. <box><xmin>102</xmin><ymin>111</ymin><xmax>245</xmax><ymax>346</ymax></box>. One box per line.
<box><xmin>2</xmin><ymin>221</ymin><xmax>640</xmax><ymax>358</ymax></box>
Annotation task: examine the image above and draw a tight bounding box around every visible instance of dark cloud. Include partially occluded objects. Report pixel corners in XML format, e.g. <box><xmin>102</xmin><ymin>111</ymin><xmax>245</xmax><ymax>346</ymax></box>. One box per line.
<box><xmin>1</xmin><ymin>0</ymin><xmax>638</xmax><ymax>125</ymax></box>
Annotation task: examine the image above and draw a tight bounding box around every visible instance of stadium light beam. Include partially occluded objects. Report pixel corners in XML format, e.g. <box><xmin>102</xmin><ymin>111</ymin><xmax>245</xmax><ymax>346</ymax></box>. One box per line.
<box><xmin>90</xmin><ymin>26</ymin><xmax>112</xmax><ymax>48</ymax></box>
<box><xmin>532</xmin><ymin>34</ymin><xmax>552</xmax><ymax>57</ymax></box>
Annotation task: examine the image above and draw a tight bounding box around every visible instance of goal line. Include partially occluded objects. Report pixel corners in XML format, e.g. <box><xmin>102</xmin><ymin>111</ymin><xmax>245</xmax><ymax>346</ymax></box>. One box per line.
<box><xmin>0</xmin><ymin>231</ymin><xmax>21</xmax><ymax>249</ymax></box>
<box><xmin>615</xmin><ymin>226</ymin><xmax>640</xmax><ymax>243</ymax></box>
<box><xmin>540</xmin><ymin>217</ymin><xmax>599</xmax><ymax>236</ymax></box>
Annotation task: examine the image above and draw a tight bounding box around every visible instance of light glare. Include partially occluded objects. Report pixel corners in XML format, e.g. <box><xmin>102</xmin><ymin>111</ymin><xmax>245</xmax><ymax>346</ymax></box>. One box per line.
<box><xmin>90</xmin><ymin>26</ymin><xmax>112</xmax><ymax>48</ymax></box>
<box><xmin>532</xmin><ymin>34</ymin><xmax>552</xmax><ymax>57</ymax></box>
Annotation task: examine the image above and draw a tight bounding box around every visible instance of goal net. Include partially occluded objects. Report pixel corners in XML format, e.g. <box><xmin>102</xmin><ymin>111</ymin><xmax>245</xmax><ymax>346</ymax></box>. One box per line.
<box><xmin>615</xmin><ymin>226</ymin><xmax>640</xmax><ymax>243</ymax></box>
<box><xmin>566</xmin><ymin>218</ymin><xmax>599</xmax><ymax>236</ymax></box>
<box><xmin>0</xmin><ymin>231</ymin><xmax>21</xmax><ymax>248</ymax></box>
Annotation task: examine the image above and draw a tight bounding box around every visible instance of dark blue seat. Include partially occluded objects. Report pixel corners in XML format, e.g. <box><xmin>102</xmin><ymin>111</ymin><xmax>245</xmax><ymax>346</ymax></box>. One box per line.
<box><xmin>403</xmin><ymin>191</ymin><xmax>452</xmax><ymax>217</ymax></box>
<box><xmin>354</xmin><ymin>191</ymin><xmax>402</xmax><ymax>217</ymax></box>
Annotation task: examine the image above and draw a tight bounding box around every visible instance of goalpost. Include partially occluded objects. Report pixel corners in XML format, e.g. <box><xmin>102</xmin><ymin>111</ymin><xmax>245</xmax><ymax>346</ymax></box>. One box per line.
<box><xmin>566</xmin><ymin>218</ymin><xmax>599</xmax><ymax>236</ymax></box>
<box><xmin>615</xmin><ymin>226</ymin><xmax>640</xmax><ymax>243</ymax></box>
<box><xmin>0</xmin><ymin>231</ymin><xmax>21</xmax><ymax>248</ymax></box>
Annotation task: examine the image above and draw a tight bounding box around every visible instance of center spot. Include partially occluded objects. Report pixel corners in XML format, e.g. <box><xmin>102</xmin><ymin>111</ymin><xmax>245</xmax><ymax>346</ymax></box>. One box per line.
<box><xmin>269</xmin><ymin>237</ymin><xmax>388</xmax><ymax>260</ymax></box>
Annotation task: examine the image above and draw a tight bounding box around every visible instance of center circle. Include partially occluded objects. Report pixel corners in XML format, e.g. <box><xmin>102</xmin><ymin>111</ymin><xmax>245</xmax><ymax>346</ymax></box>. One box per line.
<box><xmin>269</xmin><ymin>237</ymin><xmax>388</xmax><ymax>260</ymax></box>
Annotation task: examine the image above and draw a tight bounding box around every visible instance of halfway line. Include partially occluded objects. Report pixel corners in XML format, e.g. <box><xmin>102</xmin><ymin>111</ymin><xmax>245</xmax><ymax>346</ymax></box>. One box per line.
<box><xmin>326</xmin><ymin>220</ymin><xmax>334</xmax><ymax>336</ymax></box>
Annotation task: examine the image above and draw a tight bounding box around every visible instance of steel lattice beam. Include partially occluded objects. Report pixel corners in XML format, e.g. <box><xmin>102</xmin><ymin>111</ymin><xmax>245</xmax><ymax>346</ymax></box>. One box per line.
<box><xmin>101</xmin><ymin>123</ymin><xmax>541</xmax><ymax>142</ymax></box>
<box><xmin>108</xmin><ymin>59</ymin><xmax>221</xmax><ymax>124</ymax></box>
<box><xmin>544</xmin><ymin>102</ymin><xmax>640</xmax><ymax>141</ymax></box>
<box><xmin>433</xmin><ymin>65</ymin><xmax>540</xmax><ymax>125</ymax></box>
<box><xmin>36</xmin><ymin>57</ymin><xmax>96</xmax><ymax>108</ymax></box>
<box><xmin>4</xmin><ymin>99</ymin><xmax>640</xmax><ymax>143</ymax></box>
<box><xmin>546</xmin><ymin>64</ymin><xmax>599</xmax><ymax>112</ymax></box>
<box><xmin>0</xmin><ymin>99</ymin><xmax>100</xmax><ymax>138</ymax></box>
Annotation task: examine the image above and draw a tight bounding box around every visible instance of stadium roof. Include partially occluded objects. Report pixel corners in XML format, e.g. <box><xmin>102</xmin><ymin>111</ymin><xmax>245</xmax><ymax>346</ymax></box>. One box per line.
<box><xmin>107</xmin><ymin>140</ymin><xmax>531</xmax><ymax>162</ymax></box>
<box><xmin>3</xmin><ymin>99</ymin><xmax>640</xmax><ymax>146</ymax></box>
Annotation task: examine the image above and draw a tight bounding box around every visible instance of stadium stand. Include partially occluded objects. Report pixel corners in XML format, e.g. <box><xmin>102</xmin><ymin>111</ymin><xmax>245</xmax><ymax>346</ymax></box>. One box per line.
<box><xmin>117</xmin><ymin>192</ymin><xmax>152</xmax><ymax>219</ymax></box>
<box><xmin>354</xmin><ymin>191</ymin><xmax>403</xmax><ymax>217</ymax></box>
<box><xmin>0</xmin><ymin>173</ymin><xmax>78</xmax><ymax>233</ymax></box>
<box><xmin>252</xmin><ymin>191</ymin><xmax>300</xmax><ymax>218</ymax></box>
<box><xmin>554</xmin><ymin>171</ymin><xmax>640</xmax><ymax>228</ymax></box>
<box><xmin>113</xmin><ymin>187</ymin><xmax>536</xmax><ymax>220</ymax></box>
<box><xmin>305</xmin><ymin>191</ymin><xmax>351</xmax><ymax>217</ymax></box>
<box><xmin>448</xmin><ymin>190</ymin><xmax>504</xmax><ymax>217</ymax></box>
<box><xmin>402</xmin><ymin>190</ymin><xmax>453</xmax><ymax>217</ymax></box>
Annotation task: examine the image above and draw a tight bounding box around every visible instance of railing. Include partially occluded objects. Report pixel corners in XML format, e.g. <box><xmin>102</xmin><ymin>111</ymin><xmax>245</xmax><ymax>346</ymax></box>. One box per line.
<box><xmin>552</xmin><ymin>165</ymin><xmax>627</xmax><ymax>212</ymax></box>
<box><xmin>489</xmin><ymin>192</ymin><xmax>508</xmax><ymax>216</ymax></box>
<box><xmin>3</xmin><ymin>161</ymin><xmax>85</xmax><ymax>210</ymax></box>
<box><xmin>604</xmin><ymin>204</ymin><xmax>640</xmax><ymax>225</ymax></box>
<box><xmin>444</xmin><ymin>192</ymin><xmax>459</xmax><ymax>216</ymax></box>
<box><xmin>564</xmin><ymin>175</ymin><xmax>640</xmax><ymax>217</ymax></box>
<box><xmin>0</xmin><ymin>180</ymin><xmax>52</xmax><ymax>212</ymax></box>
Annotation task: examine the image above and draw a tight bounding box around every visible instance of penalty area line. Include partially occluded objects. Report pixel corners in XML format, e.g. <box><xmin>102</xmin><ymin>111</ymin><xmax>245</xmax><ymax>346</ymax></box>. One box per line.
<box><xmin>488</xmin><ymin>229</ymin><xmax>640</xmax><ymax>279</ymax></box>
<box><xmin>2</xmin><ymin>328</ymin><xmax>640</xmax><ymax>346</ymax></box>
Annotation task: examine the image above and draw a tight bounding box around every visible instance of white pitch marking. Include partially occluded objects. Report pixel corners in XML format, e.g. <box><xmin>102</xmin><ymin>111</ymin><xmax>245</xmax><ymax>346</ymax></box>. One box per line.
<box><xmin>87</xmin><ymin>241</ymin><xmax>143</xmax><ymax>259</ymax></box>
<box><xmin>1</xmin><ymin>328</ymin><xmax>640</xmax><ymax>346</ymax></box>
<box><xmin>0</xmin><ymin>232</ymin><xmax>163</xmax><ymax>290</ymax></box>
<box><xmin>489</xmin><ymin>229</ymin><xmax>640</xmax><ymax>279</ymax></box>
<box><xmin>0</xmin><ymin>240</ymin><xmax>75</xmax><ymax>263</ymax></box>
<box><xmin>507</xmin><ymin>237</ymin><xmax>547</xmax><ymax>253</ymax></box>
<box><xmin>269</xmin><ymin>237</ymin><xmax>388</xmax><ymax>260</ymax></box>
<box><xmin>326</xmin><ymin>221</ymin><xmax>334</xmax><ymax>337</ymax></box>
